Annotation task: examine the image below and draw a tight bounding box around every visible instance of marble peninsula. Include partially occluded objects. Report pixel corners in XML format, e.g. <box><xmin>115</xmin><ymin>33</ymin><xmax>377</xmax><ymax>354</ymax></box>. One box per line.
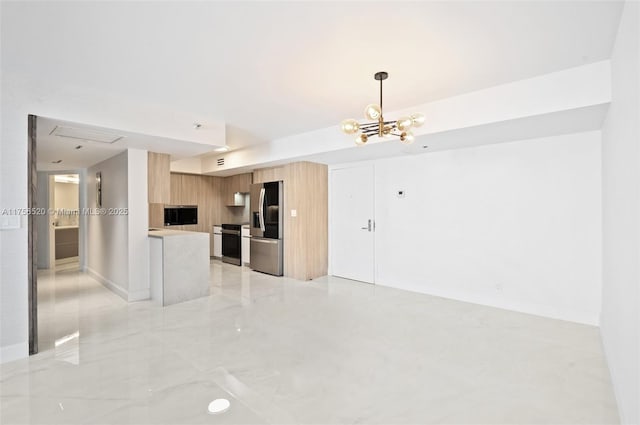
<box><xmin>148</xmin><ymin>229</ymin><xmax>210</xmax><ymax>306</ymax></box>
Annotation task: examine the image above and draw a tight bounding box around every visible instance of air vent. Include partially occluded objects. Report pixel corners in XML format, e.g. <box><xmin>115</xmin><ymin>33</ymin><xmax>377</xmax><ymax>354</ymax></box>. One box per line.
<box><xmin>217</xmin><ymin>158</ymin><xmax>225</xmax><ymax>167</ymax></box>
<box><xmin>50</xmin><ymin>125</ymin><xmax>124</xmax><ymax>144</ymax></box>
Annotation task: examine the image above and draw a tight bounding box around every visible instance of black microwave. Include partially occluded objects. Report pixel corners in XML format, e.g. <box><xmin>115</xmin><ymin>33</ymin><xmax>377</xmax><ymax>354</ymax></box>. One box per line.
<box><xmin>164</xmin><ymin>205</ymin><xmax>198</xmax><ymax>226</ymax></box>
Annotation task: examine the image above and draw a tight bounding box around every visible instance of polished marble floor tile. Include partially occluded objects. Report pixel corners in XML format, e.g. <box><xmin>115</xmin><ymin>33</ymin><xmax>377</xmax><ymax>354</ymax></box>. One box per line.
<box><xmin>0</xmin><ymin>260</ymin><xmax>619</xmax><ymax>424</ymax></box>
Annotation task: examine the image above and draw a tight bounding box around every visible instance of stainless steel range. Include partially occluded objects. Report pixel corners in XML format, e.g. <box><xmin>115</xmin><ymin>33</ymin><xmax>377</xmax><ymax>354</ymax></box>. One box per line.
<box><xmin>221</xmin><ymin>224</ymin><xmax>242</xmax><ymax>265</ymax></box>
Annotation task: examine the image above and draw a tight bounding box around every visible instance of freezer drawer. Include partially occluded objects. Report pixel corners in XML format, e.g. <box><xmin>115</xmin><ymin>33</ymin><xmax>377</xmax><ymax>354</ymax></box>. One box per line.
<box><xmin>250</xmin><ymin>238</ymin><xmax>283</xmax><ymax>276</ymax></box>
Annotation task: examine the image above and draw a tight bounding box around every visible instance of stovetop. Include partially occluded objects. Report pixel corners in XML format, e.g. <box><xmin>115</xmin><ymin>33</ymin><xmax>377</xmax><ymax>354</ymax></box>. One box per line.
<box><xmin>221</xmin><ymin>224</ymin><xmax>242</xmax><ymax>230</ymax></box>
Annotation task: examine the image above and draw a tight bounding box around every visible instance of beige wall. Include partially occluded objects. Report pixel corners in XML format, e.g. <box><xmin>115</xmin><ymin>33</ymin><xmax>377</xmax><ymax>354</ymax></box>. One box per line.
<box><xmin>54</xmin><ymin>181</ymin><xmax>79</xmax><ymax>210</ymax></box>
<box><xmin>54</xmin><ymin>181</ymin><xmax>79</xmax><ymax>226</ymax></box>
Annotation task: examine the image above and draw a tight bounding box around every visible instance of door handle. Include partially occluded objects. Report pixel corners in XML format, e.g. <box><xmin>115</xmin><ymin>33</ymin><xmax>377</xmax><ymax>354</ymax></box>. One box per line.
<box><xmin>258</xmin><ymin>188</ymin><xmax>266</xmax><ymax>232</ymax></box>
<box><xmin>361</xmin><ymin>219</ymin><xmax>372</xmax><ymax>231</ymax></box>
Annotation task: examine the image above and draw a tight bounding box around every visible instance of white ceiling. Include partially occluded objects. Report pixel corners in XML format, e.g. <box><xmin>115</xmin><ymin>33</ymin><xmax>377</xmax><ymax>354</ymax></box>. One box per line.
<box><xmin>2</xmin><ymin>1</ymin><xmax>624</xmax><ymax>154</ymax></box>
<box><xmin>36</xmin><ymin>117</ymin><xmax>224</xmax><ymax>171</ymax></box>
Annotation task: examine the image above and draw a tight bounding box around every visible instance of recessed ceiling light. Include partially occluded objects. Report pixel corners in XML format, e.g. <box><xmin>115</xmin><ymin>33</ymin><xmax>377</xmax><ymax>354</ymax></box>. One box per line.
<box><xmin>193</xmin><ymin>123</ymin><xmax>202</xmax><ymax>129</ymax></box>
<box><xmin>214</xmin><ymin>146</ymin><xmax>229</xmax><ymax>152</ymax></box>
<box><xmin>52</xmin><ymin>160</ymin><xmax>62</xmax><ymax>164</ymax></box>
<box><xmin>207</xmin><ymin>398</ymin><xmax>230</xmax><ymax>414</ymax></box>
<box><xmin>422</xmin><ymin>145</ymin><xmax>429</xmax><ymax>149</ymax></box>
<box><xmin>75</xmin><ymin>145</ymin><xmax>83</xmax><ymax>150</ymax></box>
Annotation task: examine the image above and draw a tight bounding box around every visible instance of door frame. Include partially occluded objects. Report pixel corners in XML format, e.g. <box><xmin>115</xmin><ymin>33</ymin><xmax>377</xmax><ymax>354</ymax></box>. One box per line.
<box><xmin>28</xmin><ymin>115</ymin><xmax>37</xmax><ymax>355</ymax></box>
<box><xmin>328</xmin><ymin>161</ymin><xmax>377</xmax><ymax>283</ymax></box>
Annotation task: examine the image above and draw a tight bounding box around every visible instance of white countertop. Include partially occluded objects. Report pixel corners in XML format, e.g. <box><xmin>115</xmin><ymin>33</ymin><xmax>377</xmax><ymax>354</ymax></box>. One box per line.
<box><xmin>148</xmin><ymin>229</ymin><xmax>208</xmax><ymax>238</ymax></box>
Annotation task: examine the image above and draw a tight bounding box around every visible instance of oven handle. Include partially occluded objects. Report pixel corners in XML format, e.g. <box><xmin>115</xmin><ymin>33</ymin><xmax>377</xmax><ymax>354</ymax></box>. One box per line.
<box><xmin>251</xmin><ymin>238</ymin><xmax>278</xmax><ymax>244</ymax></box>
<box><xmin>221</xmin><ymin>229</ymin><xmax>241</xmax><ymax>235</ymax></box>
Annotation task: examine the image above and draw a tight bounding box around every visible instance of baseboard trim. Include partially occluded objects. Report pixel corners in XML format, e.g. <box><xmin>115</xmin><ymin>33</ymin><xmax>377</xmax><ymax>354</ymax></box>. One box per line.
<box><xmin>373</xmin><ymin>278</ymin><xmax>599</xmax><ymax>326</ymax></box>
<box><xmin>0</xmin><ymin>342</ymin><xmax>28</xmax><ymax>364</ymax></box>
<box><xmin>128</xmin><ymin>289</ymin><xmax>150</xmax><ymax>302</ymax></box>
<box><xmin>600</xmin><ymin>321</ymin><xmax>630</xmax><ymax>424</ymax></box>
<box><xmin>86</xmin><ymin>267</ymin><xmax>128</xmax><ymax>301</ymax></box>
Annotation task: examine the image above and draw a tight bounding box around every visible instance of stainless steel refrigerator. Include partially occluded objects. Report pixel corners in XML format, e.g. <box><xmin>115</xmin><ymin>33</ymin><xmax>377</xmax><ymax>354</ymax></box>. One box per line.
<box><xmin>250</xmin><ymin>181</ymin><xmax>283</xmax><ymax>276</ymax></box>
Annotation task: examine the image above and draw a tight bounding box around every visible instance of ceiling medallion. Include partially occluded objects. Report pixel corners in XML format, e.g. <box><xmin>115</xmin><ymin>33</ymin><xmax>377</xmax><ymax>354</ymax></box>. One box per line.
<box><xmin>340</xmin><ymin>71</ymin><xmax>424</xmax><ymax>146</ymax></box>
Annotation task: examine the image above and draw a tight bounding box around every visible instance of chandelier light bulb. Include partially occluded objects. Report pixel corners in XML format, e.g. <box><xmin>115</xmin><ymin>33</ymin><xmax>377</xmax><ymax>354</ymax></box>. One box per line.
<box><xmin>396</xmin><ymin>116</ymin><xmax>413</xmax><ymax>131</ymax></box>
<box><xmin>364</xmin><ymin>104</ymin><xmax>382</xmax><ymax>120</ymax></box>
<box><xmin>410</xmin><ymin>113</ymin><xmax>425</xmax><ymax>127</ymax></box>
<box><xmin>355</xmin><ymin>133</ymin><xmax>368</xmax><ymax>146</ymax></box>
<box><xmin>340</xmin><ymin>119</ymin><xmax>360</xmax><ymax>135</ymax></box>
<box><xmin>400</xmin><ymin>131</ymin><xmax>415</xmax><ymax>145</ymax></box>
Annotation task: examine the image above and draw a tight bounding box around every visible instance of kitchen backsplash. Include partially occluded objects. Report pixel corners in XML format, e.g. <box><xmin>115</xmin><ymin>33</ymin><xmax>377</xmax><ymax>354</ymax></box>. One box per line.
<box><xmin>227</xmin><ymin>194</ymin><xmax>250</xmax><ymax>223</ymax></box>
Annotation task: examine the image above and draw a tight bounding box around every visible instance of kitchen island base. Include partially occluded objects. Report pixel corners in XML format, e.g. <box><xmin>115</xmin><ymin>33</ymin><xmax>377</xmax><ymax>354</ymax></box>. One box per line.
<box><xmin>149</xmin><ymin>229</ymin><xmax>210</xmax><ymax>306</ymax></box>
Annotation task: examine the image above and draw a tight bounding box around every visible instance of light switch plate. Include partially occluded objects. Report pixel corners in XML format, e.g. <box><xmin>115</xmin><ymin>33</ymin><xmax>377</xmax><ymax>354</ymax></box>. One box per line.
<box><xmin>0</xmin><ymin>215</ymin><xmax>21</xmax><ymax>230</ymax></box>
<box><xmin>291</xmin><ymin>209</ymin><xmax>297</xmax><ymax>217</ymax></box>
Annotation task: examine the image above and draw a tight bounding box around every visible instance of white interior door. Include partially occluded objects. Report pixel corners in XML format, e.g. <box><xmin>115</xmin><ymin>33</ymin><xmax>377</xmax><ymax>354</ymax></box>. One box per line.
<box><xmin>331</xmin><ymin>165</ymin><xmax>375</xmax><ymax>283</ymax></box>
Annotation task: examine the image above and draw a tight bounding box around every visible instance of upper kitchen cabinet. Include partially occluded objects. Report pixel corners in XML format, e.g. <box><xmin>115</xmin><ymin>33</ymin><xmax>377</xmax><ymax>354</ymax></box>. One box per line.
<box><xmin>148</xmin><ymin>152</ymin><xmax>171</xmax><ymax>204</ymax></box>
<box><xmin>253</xmin><ymin>166</ymin><xmax>285</xmax><ymax>184</ymax></box>
<box><xmin>224</xmin><ymin>173</ymin><xmax>252</xmax><ymax>206</ymax></box>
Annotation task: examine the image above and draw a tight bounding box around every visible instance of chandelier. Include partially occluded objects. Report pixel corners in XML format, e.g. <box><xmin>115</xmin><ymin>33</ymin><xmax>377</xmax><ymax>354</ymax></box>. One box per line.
<box><xmin>340</xmin><ymin>71</ymin><xmax>425</xmax><ymax>146</ymax></box>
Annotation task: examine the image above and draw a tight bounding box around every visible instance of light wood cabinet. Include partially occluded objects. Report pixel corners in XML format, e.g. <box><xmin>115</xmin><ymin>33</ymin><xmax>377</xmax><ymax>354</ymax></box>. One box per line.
<box><xmin>253</xmin><ymin>166</ymin><xmax>285</xmax><ymax>184</ymax></box>
<box><xmin>283</xmin><ymin>162</ymin><xmax>328</xmax><ymax>281</ymax></box>
<box><xmin>148</xmin><ymin>152</ymin><xmax>171</xmax><ymax>204</ymax></box>
<box><xmin>149</xmin><ymin>203</ymin><xmax>165</xmax><ymax>228</ymax></box>
<box><xmin>169</xmin><ymin>173</ymin><xmax>184</xmax><ymax>205</ymax></box>
<box><xmin>253</xmin><ymin>162</ymin><xmax>328</xmax><ymax>281</ymax></box>
<box><xmin>169</xmin><ymin>172</ymin><xmax>226</xmax><ymax>235</ymax></box>
<box><xmin>223</xmin><ymin>173</ymin><xmax>252</xmax><ymax>206</ymax></box>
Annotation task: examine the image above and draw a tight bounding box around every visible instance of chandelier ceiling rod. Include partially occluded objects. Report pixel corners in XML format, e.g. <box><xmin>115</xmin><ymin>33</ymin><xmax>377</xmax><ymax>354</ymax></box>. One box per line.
<box><xmin>378</xmin><ymin>73</ymin><xmax>384</xmax><ymax>114</ymax></box>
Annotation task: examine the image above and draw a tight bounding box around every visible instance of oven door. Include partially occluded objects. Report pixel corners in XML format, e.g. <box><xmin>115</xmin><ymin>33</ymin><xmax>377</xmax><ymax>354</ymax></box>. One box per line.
<box><xmin>221</xmin><ymin>229</ymin><xmax>241</xmax><ymax>265</ymax></box>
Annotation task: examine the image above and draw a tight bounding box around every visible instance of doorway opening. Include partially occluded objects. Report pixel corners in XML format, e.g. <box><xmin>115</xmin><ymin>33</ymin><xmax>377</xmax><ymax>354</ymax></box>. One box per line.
<box><xmin>29</xmin><ymin>115</ymin><xmax>90</xmax><ymax>356</ymax></box>
<box><xmin>49</xmin><ymin>174</ymin><xmax>80</xmax><ymax>271</ymax></box>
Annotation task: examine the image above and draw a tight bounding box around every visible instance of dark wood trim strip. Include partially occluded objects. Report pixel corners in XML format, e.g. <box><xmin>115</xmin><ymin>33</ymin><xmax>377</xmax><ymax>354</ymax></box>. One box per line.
<box><xmin>28</xmin><ymin>114</ymin><xmax>38</xmax><ymax>355</ymax></box>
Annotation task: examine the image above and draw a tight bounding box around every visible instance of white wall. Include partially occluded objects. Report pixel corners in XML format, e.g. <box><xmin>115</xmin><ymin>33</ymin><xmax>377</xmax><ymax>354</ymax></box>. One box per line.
<box><xmin>332</xmin><ymin>131</ymin><xmax>602</xmax><ymax>325</ymax></box>
<box><xmin>86</xmin><ymin>149</ymin><xmax>149</xmax><ymax>301</ymax></box>
<box><xmin>126</xmin><ymin>149</ymin><xmax>149</xmax><ymax>301</ymax></box>
<box><xmin>87</xmin><ymin>151</ymin><xmax>130</xmax><ymax>299</ymax></box>
<box><xmin>601</xmin><ymin>1</ymin><xmax>640</xmax><ymax>423</ymax></box>
<box><xmin>0</xmin><ymin>111</ymin><xmax>29</xmax><ymax>362</ymax></box>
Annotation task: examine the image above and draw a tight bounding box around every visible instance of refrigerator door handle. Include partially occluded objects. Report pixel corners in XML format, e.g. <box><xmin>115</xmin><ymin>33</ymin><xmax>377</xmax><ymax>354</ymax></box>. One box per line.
<box><xmin>258</xmin><ymin>187</ymin><xmax>266</xmax><ymax>232</ymax></box>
